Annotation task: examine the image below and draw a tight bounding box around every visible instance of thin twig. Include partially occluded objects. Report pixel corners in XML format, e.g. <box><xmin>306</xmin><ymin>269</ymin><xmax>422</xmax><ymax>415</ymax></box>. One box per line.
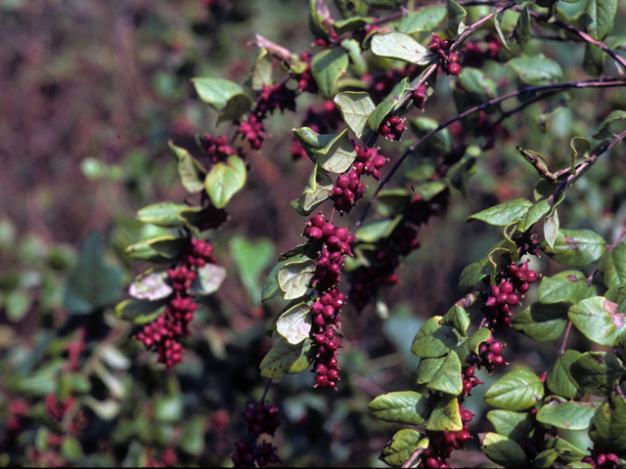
<box><xmin>402</xmin><ymin>447</ymin><xmax>426</xmax><ymax>468</ymax></box>
<box><xmin>356</xmin><ymin>77</ymin><xmax>626</xmax><ymax>229</ymax></box>
<box><xmin>558</xmin><ymin>321</ymin><xmax>572</xmax><ymax>355</ymax></box>
<box><xmin>260</xmin><ymin>379</ymin><xmax>273</xmax><ymax>402</ymax></box>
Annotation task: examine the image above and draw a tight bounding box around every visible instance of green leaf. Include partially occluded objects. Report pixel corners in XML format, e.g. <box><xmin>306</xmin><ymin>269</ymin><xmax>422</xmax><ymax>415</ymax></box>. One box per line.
<box><xmin>399</xmin><ymin>6</ymin><xmax>446</xmax><ymax>33</ymax></box>
<box><xmin>599</xmin><ymin>242</ymin><xmax>626</xmax><ymax>289</ymax></box>
<box><xmin>411</xmin><ymin>316</ymin><xmax>464</xmax><ymax>358</ymax></box>
<box><xmin>537</xmin><ymin>397</ymin><xmax>597</xmax><ymax>430</ymax></box>
<box><xmin>192</xmin><ymin>77</ymin><xmax>252</xmax><ymax>124</ymax></box>
<box><xmin>129</xmin><ymin>269</ymin><xmax>172</xmax><ymax>301</ymax></box>
<box><xmin>486</xmin><ymin>410</ymin><xmax>534</xmax><ymax>441</ymax></box>
<box><xmin>367</xmin><ymin>78</ymin><xmax>409</xmax><ymax>132</ymax></box>
<box><xmin>169</xmin><ymin>141</ymin><xmax>207</xmax><ymax>193</ymax></box>
<box><xmin>509</xmin><ymin>55</ymin><xmax>563</xmax><ymax>86</ymax></box>
<box><xmin>570</xmin><ymin>352</ymin><xmax>626</xmax><ymax>397</ymax></box>
<box><xmin>60</xmin><ymin>436</ymin><xmax>83</xmax><ymax>462</ymax></box>
<box><xmin>334</xmin><ymin>16</ymin><xmax>372</xmax><ymax>35</ymax></box>
<box><xmin>408</xmin><ymin>117</ymin><xmax>451</xmax><ymax>156</ymax></box>
<box><xmin>518</xmin><ymin>199</ymin><xmax>551</xmax><ymax>232</ymax></box>
<box><xmin>124</xmin><ymin>240</ymin><xmax>171</xmax><ymax>264</ymax></box>
<box><xmin>334</xmin><ymin>0</ymin><xmax>369</xmax><ymax>17</ymax></box>
<box><xmin>480</xmin><ymin>432</ymin><xmax>528</xmax><ymax>468</ymax></box>
<box><xmin>592</xmin><ymin>110</ymin><xmax>626</xmax><ymax>140</ymax></box>
<box><xmin>364</xmin><ymin>0</ymin><xmax>403</xmax><ymax>8</ymax></box>
<box><xmin>569</xmin><ymin>296</ymin><xmax>626</xmax><ymax>346</ymax></box>
<box><xmin>371</xmin><ymin>32</ymin><xmax>431</xmax><ymax>64</ymax></box>
<box><xmin>205</xmin><ymin>154</ymin><xmax>246</xmax><ymax>209</ymax></box>
<box><xmin>458</xmin><ymin>257</ymin><xmax>490</xmax><ymax>293</ymax></box>
<box><xmin>446</xmin><ymin>0</ymin><xmax>466</xmax><ymax>37</ymax></box>
<box><xmin>581</xmin><ymin>0</ymin><xmax>618</xmax><ymax>40</ymax></box>
<box><xmin>63</xmin><ymin>231</ymin><xmax>122</xmax><ymax>315</ymax></box>
<box><xmin>536</xmin><ymin>94</ymin><xmax>571</xmax><ymax>133</ymax></box>
<box><xmin>251</xmin><ymin>47</ymin><xmax>273</xmax><ymax>91</ymax></box>
<box><xmin>426</xmin><ymin>395</ymin><xmax>462</xmax><ymax>431</ymax></box>
<box><xmin>512</xmin><ymin>302</ymin><xmax>568</xmax><ymax>342</ymax></box>
<box><xmin>259</xmin><ymin>338</ymin><xmax>312</xmax><ymax>378</ymax></box>
<box><xmin>262</xmin><ymin>259</ymin><xmax>289</xmax><ymax>302</ymax></box>
<box><xmin>311</xmin><ymin>48</ymin><xmax>349</xmax><ymax>99</ymax></box>
<box><xmin>137</xmin><ymin>202</ymin><xmax>191</xmax><ymax>227</ymax></box>
<box><xmin>538</xmin><ymin>270</ymin><xmax>586</xmax><ymax>305</ymax></box>
<box><xmin>380</xmin><ymin>430</ymin><xmax>429</xmax><ymax>468</ymax></box>
<box><xmin>309</xmin><ymin>0</ymin><xmax>332</xmax><ymax>37</ymax></box>
<box><xmin>277</xmin><ymin>255</ymin><xmax>316</xmax><ymax>300</ymax></box>
<box><xmin>276</xmin><ymin>302</ymin><xmax>312</xmax><ymax>345</ymax></box>
<box><xmin>543</xmin><ymin>229</ymin><xmax>606</xmax><ymax>267</ymax></box>
<box><xmin>589</xmin><ymin>392</ymin><xmax>626</xmax><ymax>453</ymax></box>
<box><xmin>291</xmin><ymin>164</ymin><xmax>334</xmax><ymax>216</ymax></box>
<box><xmin>459</xmin><ymin>67</ymin><xmax>499</xmax><ymax>104</ymax></box>
<box><xmin>316</xmin><ymin>129</ymin><xmax>358</xmax><ymax>173</ymax></box>
<box><xmin>546</xmin><ymin>350</ymin><xmax>584</xmax><ymax>399</ymax></box>
<box><xmin>416</xmin><ymin>357</ymin><xmax>445</xmax><ymax>385</ymax></box>
<box><xmin>499</xmin><ymin>5</ymin><xmax>531</xmax><ymax>62</ymax></box>
<box><xmin>544</xmin><ymin>209</ymin><xmax>560</xmax><ymax>250</ymax></box>
<box><xmin>192</xmin><ymin>263</ymin><xmax>227</xmax><ymax>296</ymax></box>
<box><xmin>484</xmin><ymin>369</ymin><xmax>544</xmax><ymax>411</ymax></box>
<box><xmin>230</xmin><ymin>236</ymin><xmax>275</xmax><ymax>303</ymax></box>
<box><xmin>148</xmin><ymin>236</ymin><xmax>188</xmax><ymax>259</ymax></box>
<box><xmin>442</xmin><ymin>305</ymin><xmax>470</xmax><ymax>336</ymax></box>
<box><xmin>454</xmin><ymin>327</ymin><xmax>491</xmax><ymax>366</ymax></box>
<box><xmin>356</xmin><ymin>216</ymin><xmax>402</xmax><ymax>243</ymax></box>
<box><xmin>5</xmin><ymin>290</ymin><xmax>30</xmax><ymax>322</ymax></box>
<box><xmin>114</xmin><ymin>298</ymin><xmax>168</xmax><ymax>324</ymax></box>
<box><xmin>428</xmin><ymin>350</ymin><xmax>463</xmax><ymax>395</ymax></box>
<box><xmin>467</xmin><ymin>198</ymin><xmax>533</xmax><ymax>226</ymax></box>
<box><xmin>180</xmin><ymin>415</ymin><xmax>206</xmax><ymax>456</ymax></box>
<box><xmin>530</xmin><ymin>449</ymin><xmax>561</xmax><ymax>468</ymax></box>
<box><xmin>369</xmin><ymin>391</ymin><xmax>433</xmax><ymax>425</ymax></box>
<box><xmin>333</xmin><ymin>92</ymin><xmax>375</xmax><ymax>139</ymax></box>
<box><xmin>543</xmin><ymin>438</ymin><xmax>587</xmax><ymax>464</ymax></box>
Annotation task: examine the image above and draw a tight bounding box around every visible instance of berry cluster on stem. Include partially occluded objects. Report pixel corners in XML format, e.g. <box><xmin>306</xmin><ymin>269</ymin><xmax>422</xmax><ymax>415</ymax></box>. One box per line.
<box><xmin>429</xmin><ymin>35</ymin><xmax>461</xmax><ymax>76</ymax></box>
<box><xmin>582</xmin><ymin>446</ymin><xmax>621</xmax><ymax>469</ymax></box>
<box><xmin>330</xmin><ymin>144</ymin><xmax>387</xmax><ymax>213</ymax></box>
<box><xmin>232</xmin><ymin>401</ymin><xmax>281</xmax><ymax>467</ymax></box>
<box><xmin>417</xmin><ymin>404</ymin><xmax>474</xmax><ymax>468</ymax></box>
<box><xmin>483</xmin><ymin>260</ymin><xmax>539</xmax><ymax>328</ymax></box>
<box><xmin>135</xmin><ymin>238</ymin><xmax>217</xmax><ymax>369</ymax></box>
<box><xmin>303</xmin><ymin>214</ymin><xmax>356</xmax><ymax>389</ymax></box>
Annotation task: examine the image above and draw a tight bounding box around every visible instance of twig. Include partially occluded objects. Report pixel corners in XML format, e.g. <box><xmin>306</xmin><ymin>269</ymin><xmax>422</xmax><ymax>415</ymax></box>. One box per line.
<box><xmin>260</xmin><ymin>378</ymin><xmax>273</xmax><ymax>402</ymax></box>
<box><xmin>356</xmin><ymin>77</ymin><xmax>626</xmax><ymax>229</ymax></box>
<box><xmin>558</xmin><ymin>321</ymin><xmax>572</xmax><ymax>355</ymax></box>
<box><xmin>402</xmin><ymin>447</ymin><xmax>426</xmax><ymax>468</ymax></box>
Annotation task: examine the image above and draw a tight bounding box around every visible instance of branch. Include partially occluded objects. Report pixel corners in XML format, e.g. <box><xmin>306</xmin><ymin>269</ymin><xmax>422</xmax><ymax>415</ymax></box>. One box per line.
<box><xmin>356</xmin><ymin>77</ymin><xmax>626</xmax><ymax>228</ymax></box>
<box><xmin>402</xmin><ymin>447</ymin><xmax>426</xmax><ymax>468</ymax></box>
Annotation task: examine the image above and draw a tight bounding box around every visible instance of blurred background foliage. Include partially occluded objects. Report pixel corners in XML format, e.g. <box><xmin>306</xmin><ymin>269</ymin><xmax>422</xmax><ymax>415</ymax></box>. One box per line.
<box><xmin>0</xmin><ymin>0</ymin><xmax>625</xmax><ymax>467</ymax></box>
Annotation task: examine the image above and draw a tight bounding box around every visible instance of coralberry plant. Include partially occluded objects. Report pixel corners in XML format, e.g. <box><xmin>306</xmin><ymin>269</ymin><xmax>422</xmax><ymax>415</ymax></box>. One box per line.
<box><xmin>111</xmin><ymin>0</ymin><xmax>626</xmax><ymax>467</ymax></box>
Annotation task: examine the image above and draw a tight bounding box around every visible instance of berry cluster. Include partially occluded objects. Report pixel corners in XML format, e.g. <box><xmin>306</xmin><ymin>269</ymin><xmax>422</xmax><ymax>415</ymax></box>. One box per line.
<box><xmin>232</xmin><ymin>441</ymin><xmax>280</xmax><ymax>468</ymax></box>
<box><xmin>329</xmin><ymin>144</ymin><xmax>389</xmax><ymax>213</ymax></box>
<box><xmin>201</xmin><ymin>134</ymin><xmax>237</xmax><ymax>163</ymax></box>
<box><xmin>313</xmin><ymin>29</ymin><xmax>338</xmax><ymax>48</ymax></box>
<box><xmin>232</xmin><ymin>402</ymin><xmax>281</xmax><ymax>467</ymax></box>
<box><xmin>294</xmin><ymin>62</ymin><xmax>319</xmax><ymax>95</ymax></box>
<box><xmin>242</xmin><ymin>402</ymin><xmax>281</xmax><ymax>436</ymax></box>
<box><xmin>136</xmin><ymin>238</ymin><xmax>217</xmax><ymax>369</ymax></box>
<box><xmin>412</xmin><ymin>84</ymin><xmax>428</xmax><ymax>110</ymax></box>
<box><xmin>516</xmin><ymin>231</ymin><xmax>542</xmax><ymax>257</ymax></box>
<box><xmin>238</xmin><ymin>114</ymin><xmax>267</xmax><ymax>150</ymax></box>
<box><xmin>465</xmin><ymin>335</ymin><xmax>508</xmax><ymax>376</ymax></box>
<box><xmin>463</xmin><ymin>34</ymin><xmax>502</xmax><ymax>68</ymax></box>
<box><xmin>582</xmin><ymin>447</ymin><xmax>621</xmax><ymax>469</ymax></box>
<box><xmin>6</xmin><ymin>399</ymin><xmax>29</xmax><ymax>434</ymax></box>
<box><xmin>417</xmin><ymin>404</ymin><xmax>473</xmax><ymax>468</ymax></box>
<box><xmin>303</xmin><ymin>215</ymin><xmax>356</xmax><ymax>389</ymax></box>
<box><xmin>379</xmin><ymin>115</ymin><xmax>406</xmax><ymax>141</ymax></box>
<box><xmin>45</xmin><ymin>394</ymin><xmax>74</xmax><ymax>423</ymax></box>
<box><xmin>429</xmin><ymin>35</ymin><xmax>461</xmax><ymax>76</ymax></box>
<box><xmin>256</xmin><ymin>83</ymin><xmax>297</xmax><ymax>117</ymax></box>
<box><xmin>483</xmin><ymin>261</ymin><xmax>539</xmax><ymax>328</ymax></box>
